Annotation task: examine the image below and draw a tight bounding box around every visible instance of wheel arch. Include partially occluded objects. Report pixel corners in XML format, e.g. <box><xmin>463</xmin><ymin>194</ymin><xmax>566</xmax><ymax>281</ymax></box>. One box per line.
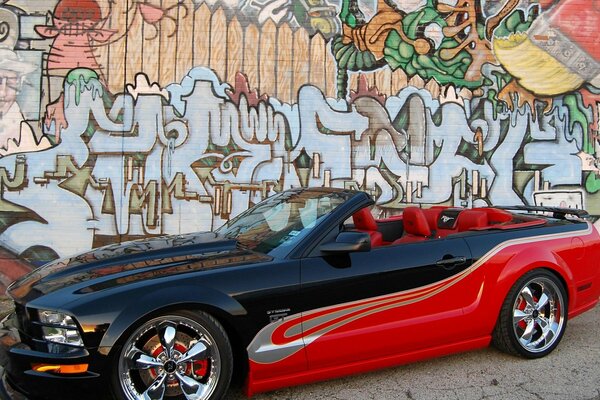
<box><xmin>491</xmin><ymin>265</ymin><xmax>570</xmax><ymax>358</ymax></box>
<box><xmin>97</xmin><ymin>284</ymin><xmax>247</xmax><ymax>354</ymax></box>
<box><xmin>490</xmin><ymin>246</ymin><xmax>573</xmax><ymax>326</ymax></box>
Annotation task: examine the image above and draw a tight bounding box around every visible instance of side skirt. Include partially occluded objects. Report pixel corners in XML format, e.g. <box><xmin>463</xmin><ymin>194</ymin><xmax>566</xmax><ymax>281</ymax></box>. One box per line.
<box><xmin>244</xmin><ymin>336</ymin><xmax>491</xmax><ymax>397</ymax></box>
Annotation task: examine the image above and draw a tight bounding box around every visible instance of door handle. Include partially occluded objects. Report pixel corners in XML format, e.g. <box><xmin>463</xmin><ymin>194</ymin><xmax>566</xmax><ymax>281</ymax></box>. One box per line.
<box><xmin>436</xmin><ymin>256</ymin><xmax>467</xmax><ymax>269</ymax></box>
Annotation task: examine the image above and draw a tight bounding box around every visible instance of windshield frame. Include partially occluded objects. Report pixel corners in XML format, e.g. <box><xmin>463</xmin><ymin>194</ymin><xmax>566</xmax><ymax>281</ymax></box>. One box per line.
<box><xmin>216</xmin><ymin>188</ymin><xmax>363</xmax><ymax>258</ymax></box>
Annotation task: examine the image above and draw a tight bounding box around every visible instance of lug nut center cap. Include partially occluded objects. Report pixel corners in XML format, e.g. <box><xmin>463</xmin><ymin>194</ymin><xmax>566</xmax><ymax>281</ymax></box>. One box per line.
<box><xmin>164</xmin><ymin>360</ymin><xmax>177</xmax><ymax>373</ymax></box>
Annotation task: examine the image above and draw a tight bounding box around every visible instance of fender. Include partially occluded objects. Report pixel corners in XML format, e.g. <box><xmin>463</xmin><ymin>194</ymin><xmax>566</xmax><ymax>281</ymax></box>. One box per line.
<box><xmin>488</xmin><ymin>239</ymin><xmax>574</xmax><ymax>320</ymax></box>
<box><xmin>94</xmin><ymin>284</ymin><xmax>246</xmax><ymax>353</ymax></box>
<box><xmin>464</xmin><ymin>230</ymin><xmax>578</xmax><ymax>336</ymax></box>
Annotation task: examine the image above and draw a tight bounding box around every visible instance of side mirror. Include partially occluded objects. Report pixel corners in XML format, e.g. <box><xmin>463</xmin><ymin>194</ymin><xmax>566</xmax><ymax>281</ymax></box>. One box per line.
<box><xmin>320</xmin><ymin>231</ymin><xmax>371</xmax><ymax>254</ymax></box>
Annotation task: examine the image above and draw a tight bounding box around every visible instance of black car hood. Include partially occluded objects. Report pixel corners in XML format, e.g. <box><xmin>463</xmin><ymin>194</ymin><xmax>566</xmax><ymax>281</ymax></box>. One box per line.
<box><xmin>8</xmin><ymin>232</ymin><xmax>269</xmax><ymax>303</ymax></box>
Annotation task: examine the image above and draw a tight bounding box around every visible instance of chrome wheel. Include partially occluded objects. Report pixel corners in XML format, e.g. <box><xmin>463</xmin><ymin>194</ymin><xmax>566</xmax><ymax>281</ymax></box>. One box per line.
<box><xmin>493</xmin><ymin>269</ymin><xmax>568</xmax><ymax>358</ymax></box>
<box><xmin>117</xmin><ymin>313</ymin><xmax>230</xmax><ymax>400</ymax></box>
<box><xmin>511</xmin><ymin>276</ymin><xmax>565</xmax><ymax>353</ymax></box>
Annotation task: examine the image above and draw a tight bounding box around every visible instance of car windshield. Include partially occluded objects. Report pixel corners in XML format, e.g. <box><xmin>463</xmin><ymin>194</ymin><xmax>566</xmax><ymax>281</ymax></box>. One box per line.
<box><xmin>216</xmin><ymin>189</ymin><xmax>352</xmax><ymax>255</ymax></box>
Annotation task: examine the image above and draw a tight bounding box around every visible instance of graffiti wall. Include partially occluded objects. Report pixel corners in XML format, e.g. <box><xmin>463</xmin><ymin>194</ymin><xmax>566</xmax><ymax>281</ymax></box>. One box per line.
<box><xmin>0</xmin><ymin>0</ymin><xmax>599</xmax><ymax>269</ymax></box>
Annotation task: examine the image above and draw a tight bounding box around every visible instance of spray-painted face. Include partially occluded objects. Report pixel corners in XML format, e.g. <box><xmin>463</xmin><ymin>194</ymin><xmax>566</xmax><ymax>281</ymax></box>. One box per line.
<box><xmin>0</xmin><ymin>70</ymin><xmax>20</xmax><ymax>115</ymax></box>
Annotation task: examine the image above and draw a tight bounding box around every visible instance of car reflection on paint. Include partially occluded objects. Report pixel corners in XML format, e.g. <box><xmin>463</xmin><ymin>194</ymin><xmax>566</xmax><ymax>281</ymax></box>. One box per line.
<box><xmin>1</xmin><ymin>187</ymin><xmax>599</xmax><ymax>400</ymax></box>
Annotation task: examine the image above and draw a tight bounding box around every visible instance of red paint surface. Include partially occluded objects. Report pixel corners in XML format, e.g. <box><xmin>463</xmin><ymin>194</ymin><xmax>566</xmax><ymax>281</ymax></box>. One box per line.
<box><xmin>54</xmin><ymin>0</ymin><xmax>102</xmax><ymax>23</ymax></box>
<box><xmin>245</xmin><ymin>226</ymin><xmax>600</xmax><ymax>396</ymax></box>
<box><xmin>547</xmin><ymin>0</ymin><xmax>600</xmax><ymax>62</ymax></box>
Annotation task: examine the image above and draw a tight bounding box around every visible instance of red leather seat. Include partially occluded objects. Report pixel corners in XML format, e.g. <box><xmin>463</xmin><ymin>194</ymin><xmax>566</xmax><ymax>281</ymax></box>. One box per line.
<box><xmin>422</xmin><ymin>207</ymin><xmax>443</xmax><ymax>233</ymax></box>
<box><xmin>352</xmin><ymin>208</ymin><xmax>383</xmax><ymax>247</ymax></box>
<box><xmin>457</xmin><ymin>210</ymin><xmax>488</xmax><ymax>231</ymax></box>
<box><xmin>393</xmin><ymin>207</ymin><xmax>432</xmax><ymax>244</ymax></box>
<box><xmin>478</xmin><ymin>208</ymin><xmax>513</xmax><ymax>224</ymax></box>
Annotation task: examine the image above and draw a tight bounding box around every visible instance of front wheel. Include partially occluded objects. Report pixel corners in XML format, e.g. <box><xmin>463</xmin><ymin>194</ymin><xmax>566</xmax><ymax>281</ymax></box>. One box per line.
<box><xmin>493</xmin><ymin>269</ymin><xmax>568</xmax><ymax>358</ymax></box>
<box><xmin>113</xmin><ymin>310</ymin><xmax>233</xmax><ymax>400</ymax></box>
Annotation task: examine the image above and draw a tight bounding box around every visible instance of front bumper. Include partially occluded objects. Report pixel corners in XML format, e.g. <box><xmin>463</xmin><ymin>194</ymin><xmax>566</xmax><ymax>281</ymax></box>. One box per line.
<box><xmin>0</xmin><ymin>312</ymin><xmax>107</xmax><ymax>400</ymax></box>
<box><xmin>0</xmin><ymin>312</ymin><xmax>28</xmax><ymax>400</ymax></box>
<box><xmin>0</xmin><ymin>366</ymin><xmax>28</xmax><ymax>400</ymax></box>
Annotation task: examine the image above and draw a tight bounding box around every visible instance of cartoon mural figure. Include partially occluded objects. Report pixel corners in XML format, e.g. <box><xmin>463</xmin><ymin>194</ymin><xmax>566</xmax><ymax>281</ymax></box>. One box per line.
<box><xmin>492</xmin><ymin>0</ymin><xmax>600</xmax><ymax>133</ymax></box>
<box><xmin>242</xmin><ymin>0</ymin><xmax>340</xmax><ymax>37</ymax></box>
<box><xmin>493</xmin><ymin>0</ymin><xmax>600</xmax><ymax>97</ymax></box>
<box><xmin>333</xmin><ymin>0</ymin><xmax>520</xmax><ymax>98</ymax></box>
<box><xmin>491</xmin><ymin>0</ymin><xmax>600</xmax><ymax>193</ymax></box>
<box><xmin>0</xmin><ymin>47</ymin><xmax>52</xmax><ymax>157</ymax></box>
<box><xmin>34</xmin><ymin>0</ymin><xmax>115</xmax><ymax>76</ymax></box>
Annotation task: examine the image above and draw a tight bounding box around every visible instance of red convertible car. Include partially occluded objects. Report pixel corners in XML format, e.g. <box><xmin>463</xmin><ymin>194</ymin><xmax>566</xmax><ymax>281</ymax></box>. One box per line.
<box><xmin>1</xmin><ymin>187</ymin><xmax>599</xmax><ymax>400</ymax></box>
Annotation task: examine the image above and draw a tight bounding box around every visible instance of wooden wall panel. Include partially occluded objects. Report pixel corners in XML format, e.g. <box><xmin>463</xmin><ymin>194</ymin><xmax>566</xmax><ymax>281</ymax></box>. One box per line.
<box><xmin>391</xmin><ymin>68</ymin><xmax>408</xmax><ymax>95</ymax></box>
<box><xmin>140</xmin><ymin>0</ymin><xmax>162</xmax><ymax>84</ymax></box>
<box><xmin>276</xmin><ymin>24</ymin><xmax>293</xmax><ymax>103</ymax></box>
<box><xmin>226</xmin><ymin>17</ymin><xmax>243</xmax><ymax>85</ymax></box>
<box><xmin>309</xmin><ymin>33</ymin><xmax>326</xmax><ymax>89</ymax></box>
<box><xmin>243</xmin><ymin>24</ymin><xmax>260</xmax><ymax>91</ymax></box>
<box><xmin>210</xmin><ymin>8</ymin><xmax>227</xmax><ymax>82</ymax></box>
<box><xmin>375</xmin><ymin>66</ymin><xmax>392</xmax><ymax>98</ymax></box>
<box><xmin>193</xmin><ymin>4</ymin><xmax>211</xmax><ymax>67</ymax></box>
<box><xmin>292</xmin><ymin>29</ymin><xmax>310</xmax><ymax>98</ymax></box>
<box><xmin>175</xmin><ymin>0</ymin><xmax>194</xmax><ymax>83</ymax></box>
<box><xmin>107</xmin><ymin>0</ymin><xmax>128</xmax><ymax>92</ymax></box>
<box><xmin>125</xmin><ymin>10</ymin><xmax>143</xmax><ymax>86</ymax></box>
<box><xmin>259</xmin><ymin>20</ymin><xmax>277</xmax><ymax>96</ymax></box>
<box><xmin>325</xmin><ymin>41</ymin><xmax>337</xmax><ymax>99</ymax></box>
<box><xmin>159</xmin><ymin>0</ymin><xmax>180</xmax><ymax>85</ymax></box>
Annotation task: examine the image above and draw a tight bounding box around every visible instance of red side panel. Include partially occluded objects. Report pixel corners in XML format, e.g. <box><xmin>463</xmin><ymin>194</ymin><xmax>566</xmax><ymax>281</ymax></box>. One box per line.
<box><xmin>245</xmin><ymin>223</ymin><xmax>600</xmax><ymax>397</ymax></box>
<box><xmin>247</xmin><ymin>337</ymin><xmax>490</xmax><ymax>396</ymax></box>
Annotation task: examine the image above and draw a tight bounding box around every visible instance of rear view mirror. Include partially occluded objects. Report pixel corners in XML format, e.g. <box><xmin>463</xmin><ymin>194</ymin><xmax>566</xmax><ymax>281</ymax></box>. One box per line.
<box><xmin>320</xmin><ymin>231</ymin><xmax>371</xmax><ymax>254</ymax></box>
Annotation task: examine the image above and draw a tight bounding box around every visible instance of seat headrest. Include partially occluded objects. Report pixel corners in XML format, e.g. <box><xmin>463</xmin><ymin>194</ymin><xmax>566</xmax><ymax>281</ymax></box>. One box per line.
<box><xmin>402</xmin><ymin>207</ymin><xmax>432</xmax><ymax>237</ymax></box>
<box><xmin>479</xmin><ymin>208</ymin><xmax>513</xmax><ymax>223</ymax></box>
<box><xmin>457</xmin><ymin>210</ymin><xmax>488</xmax><ymax>231</ymax></box>
<box><xmin>352</xmin><ymin>208</ymin><xmax>378</xmax><ymax>231</ymax></box>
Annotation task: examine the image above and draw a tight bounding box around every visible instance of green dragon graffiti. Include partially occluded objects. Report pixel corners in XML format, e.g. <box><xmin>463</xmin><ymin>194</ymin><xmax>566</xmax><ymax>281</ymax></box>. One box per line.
<box><xmin>334</xmin><ymin>0</ymin><xmax>520</xmax><ymax>98</ymax></box>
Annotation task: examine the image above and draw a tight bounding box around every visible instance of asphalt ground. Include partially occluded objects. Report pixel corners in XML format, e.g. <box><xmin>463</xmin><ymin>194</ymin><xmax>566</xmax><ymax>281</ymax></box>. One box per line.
<box><xmin>1</xmin><ymin>298</ymin><xmax>599</xmax><ymax>400</ymax></box>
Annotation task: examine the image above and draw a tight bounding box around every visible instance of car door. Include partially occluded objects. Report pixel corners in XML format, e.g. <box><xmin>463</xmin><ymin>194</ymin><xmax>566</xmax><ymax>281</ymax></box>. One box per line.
<box><xmin>300</xmin><ymin>236</ymin><xmax>477</xmax><ymax>370</ymax></box>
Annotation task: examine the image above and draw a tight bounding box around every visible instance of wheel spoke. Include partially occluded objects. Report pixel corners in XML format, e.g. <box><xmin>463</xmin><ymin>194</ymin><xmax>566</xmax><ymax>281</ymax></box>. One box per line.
<box><xmin>506</xmin><ymin>275</ymin><xmax>566</xmax><ymax>354</ymax></box>
<box><xmin>125</xmin><ymin>346</ymin><xmax>163</xmax><ymax>370</ymax></box>
<box><xmin>513</xmin><ymin>309</ymin><xmax>528</xmax><ymax>325</ymax></box>
<box><xmin>177</xmin><ymin>340</ymin><xmax>209</xmax><ymax>364</ymax></box>
<box><xmin>159</xmin><ymin>324</ymin><xmax>177</xmax><ymax>358</ymax></box>
<box><xmin>520</xmin><ymin>286</ymin><xmax>536</xmax><ymax>308</ymax></box>
<box><xmin>536</xmin><ymin>292</ymin><xmax>549</xmax><ymax>311</ymax></box>
<box><xmin>119</xmin><ymin>314</ymin><xmax>225</xmax><ymax>400</ymax></box>
<box><xmin>519</xmin><ymin>319</ymin><xmax>535</xmax><ymax>346</ymax></box>
<box><xmin>537</xmin><ymin>315</ymin><xmax>549</xmax><ymax>330</ymax></box>
<box><xmin>175</xmin><ymin>371</ymin><xmax>208</xmax><ymax>400</ymax></box>
<box><xmin>142</xmin><ymin>373</ymin><xmax>167</xmax><ymax>400</ymax></box>
<box><xmin>537</xmin><ymin>316</ymin><xmax>554</xmax><ymax>338</ymax></box>
<box><xmin>533</xmin><ymin>316</ymin><xmax>553</xmax><ymax>347</ymax></box>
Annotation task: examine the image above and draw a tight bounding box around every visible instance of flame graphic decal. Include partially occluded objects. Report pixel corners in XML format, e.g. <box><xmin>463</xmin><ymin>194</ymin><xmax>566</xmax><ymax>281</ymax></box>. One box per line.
<box><xmin>248</xmin><ymin>224</ymin><xmax>592</xmax><ymax>364</ymax></box>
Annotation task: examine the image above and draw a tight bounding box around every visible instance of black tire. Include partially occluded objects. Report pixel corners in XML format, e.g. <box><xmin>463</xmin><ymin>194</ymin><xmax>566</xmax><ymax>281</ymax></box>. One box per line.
<box><xmin>112</xmin><ymin>310</ymin><xmax>233</xmax><ymax>400</ymax></box>
<box><xmin>493</xmin><ymin>269</ymin><xmax>568</xmax><ymax>358</ymax></box>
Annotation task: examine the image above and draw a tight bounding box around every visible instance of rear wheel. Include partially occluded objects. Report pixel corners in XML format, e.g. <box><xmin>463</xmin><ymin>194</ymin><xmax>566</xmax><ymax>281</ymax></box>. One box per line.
<box><xmin>113</xmin><ymin>310</ymin><xmax>233</xmax><ymax>400</ymax></box>
<box><xmin>493</xmin><ymin>269</ymin><xmax>567</xmax><ymax>358</ymax></box>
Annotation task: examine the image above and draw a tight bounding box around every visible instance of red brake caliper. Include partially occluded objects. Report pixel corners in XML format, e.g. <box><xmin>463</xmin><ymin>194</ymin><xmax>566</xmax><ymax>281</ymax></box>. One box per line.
<box><xmin>517</xmin><ymin>295</ymin><xmax>539</xmax><ymax>330</ymax></box>
<box><xmin>149</xmin><ymin>343</ymin><xmax>208</xmax><ymax>379</ymax></box>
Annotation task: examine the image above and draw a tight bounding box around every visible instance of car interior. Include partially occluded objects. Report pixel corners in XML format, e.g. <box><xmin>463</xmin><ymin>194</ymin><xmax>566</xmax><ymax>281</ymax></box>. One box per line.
<box><xmin>348</xmin><ymin>206</ymin><xmax>548</xmax><ymax>247</ymax></box>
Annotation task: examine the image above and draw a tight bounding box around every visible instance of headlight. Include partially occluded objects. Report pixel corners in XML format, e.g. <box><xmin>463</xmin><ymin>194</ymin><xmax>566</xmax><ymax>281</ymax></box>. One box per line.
<box><xmin>38</xmin><ymin>310</ymin><xmax>84</xmax><ymax>347</ymax></box>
